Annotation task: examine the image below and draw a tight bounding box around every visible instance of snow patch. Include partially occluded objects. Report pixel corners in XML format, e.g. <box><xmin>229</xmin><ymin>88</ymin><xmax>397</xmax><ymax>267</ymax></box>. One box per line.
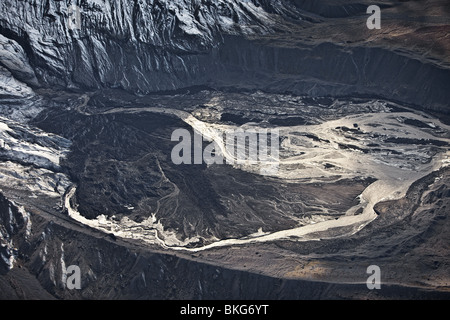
<box><xmin>60</xmin><ymin>243</ymin><xmax>67</xmax><ymax>288</ymax></box>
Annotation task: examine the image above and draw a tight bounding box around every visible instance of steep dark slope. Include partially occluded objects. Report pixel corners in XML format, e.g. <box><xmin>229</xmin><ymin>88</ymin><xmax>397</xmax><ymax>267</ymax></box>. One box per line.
<box><xmin>1</xmin><ymin>0</ymin><xmax>449</xmax><ymax>111</ymax></box>
<box><xmin>1</xmin><ymin>189</ymin><xmax>449</xmax><ymax>300</ymax></box>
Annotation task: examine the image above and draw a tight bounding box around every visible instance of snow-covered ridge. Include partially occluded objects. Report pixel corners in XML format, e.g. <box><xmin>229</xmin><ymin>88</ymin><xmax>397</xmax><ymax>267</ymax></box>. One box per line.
<box><xmin>0</xmin><ymin>193</ymin><xmax>32</xmax><ymax>270</ymax></box>
<box><xmin>0</xmin><ymin>34</ymin><xmax>37</xmax><ymax>98</ymax></box>
<box><xmin>0</xmin><ymin>116</ymin><xmax>72</xmax><ymax>199</ymax></box>
<box><xmin>0</xmin><ymin>0</ymin><xmax>301</xmax><ymax>92</ymax></box>
<box><xmin>0</xmin><ymin>116</ymin><xmax>71</xmax><ymax>170</ymax></box>
<box><xmin>1</xmin><ymin>0</ymin><xmax>288</xmax><ymax>48</ymax></box>
<box><xmin>0</xmin><ymin>66</ymin><xmax>34</xmax><ymax>99</ymax></box>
